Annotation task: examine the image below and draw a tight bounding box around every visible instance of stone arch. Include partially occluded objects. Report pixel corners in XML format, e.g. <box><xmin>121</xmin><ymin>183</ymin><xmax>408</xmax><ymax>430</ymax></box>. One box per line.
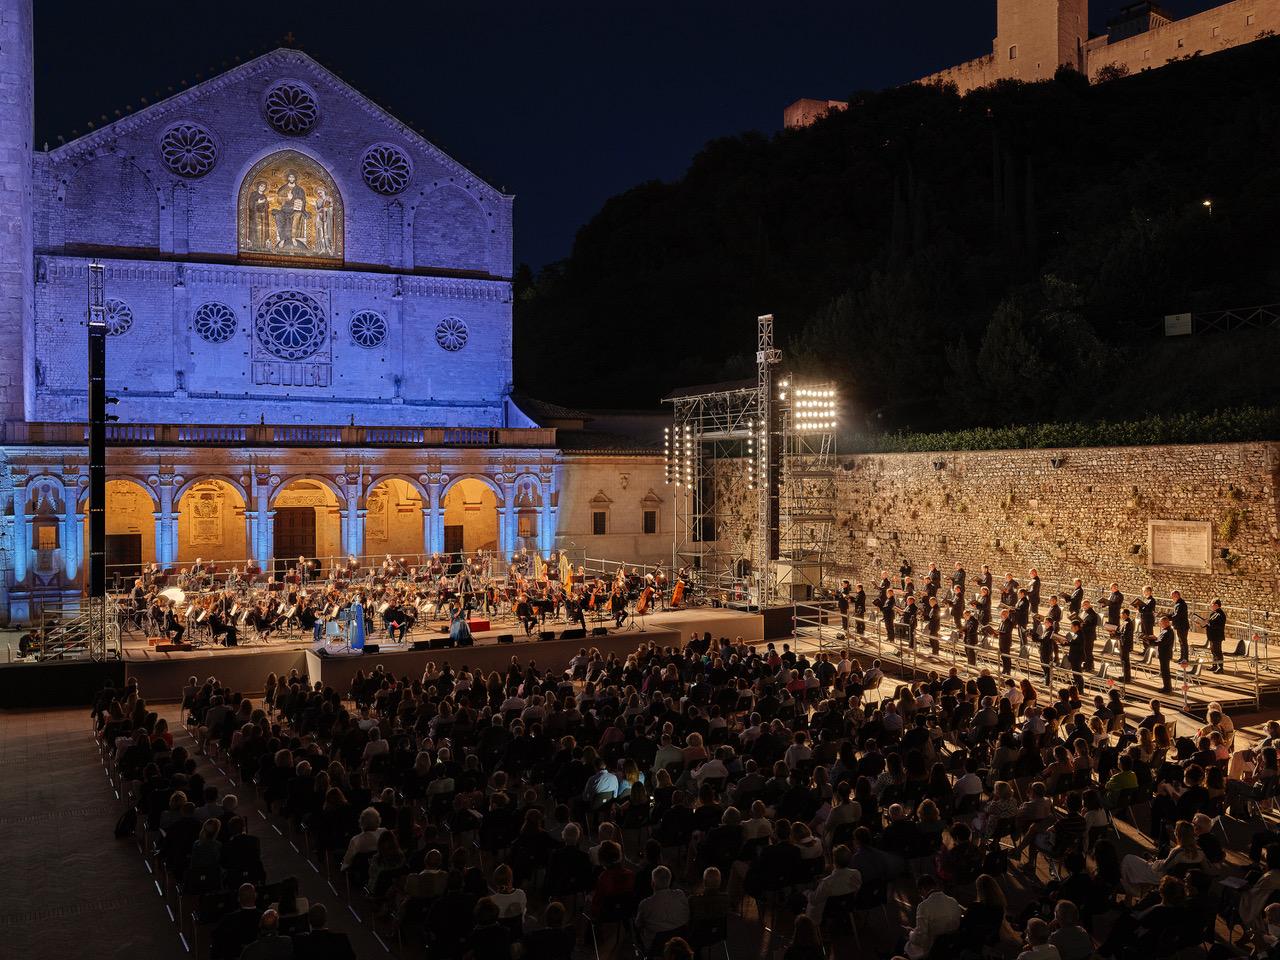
<box><xmin>412</xmin><ymin>184</ymin><xmax>489</xmax><ymax>273</ymax></box>
<box><xmin>81</xmin><ymin>477</ymin><xmax>158</xmax><ymax>576</ymax></box>
<box><xmin>175</xmin><ymin>477</ymin><xmax>248</xmax><ymax>567</ymax></box>
<box><xmin>267</xmin><ymin>473</ymin><xmax>346</xmax><ymax>509</ymax></box>
<box><xmin>237</xmin><ymin>148</ymin><xmax>344</xmax><ymax>259</ymax></box>
<box><xmin>271</xmin><ymin>477</ymin><xmax>343</xmax><ymax>572</ymax></box>
<box><xmin>64</xmin><ymin>155</ymin><xmax>160</xmax><ymax>250</ymax></box>
<box><xmin>364</xmin><ymin>476</ymin><xmax>425</xmax><ymax>559</ymax></box>
<box><xmin>441</xmin><ymin>475</ymin><xmax>501</xmax><ymax>557</ymax></box>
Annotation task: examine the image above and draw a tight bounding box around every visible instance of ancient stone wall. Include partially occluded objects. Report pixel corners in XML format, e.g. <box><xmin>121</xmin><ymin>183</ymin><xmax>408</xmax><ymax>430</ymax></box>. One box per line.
<box><xmin>712</xmin><ymin>442</ymin><xmax>1280</xmax><ymax>613</ymax></box>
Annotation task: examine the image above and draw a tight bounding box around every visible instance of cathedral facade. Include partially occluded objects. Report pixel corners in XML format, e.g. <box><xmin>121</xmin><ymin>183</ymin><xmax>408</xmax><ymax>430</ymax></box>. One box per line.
<box><xmin>0</xmin><ymin>2</ymin><xmax>673</xmax><ymax>623</ymax></box>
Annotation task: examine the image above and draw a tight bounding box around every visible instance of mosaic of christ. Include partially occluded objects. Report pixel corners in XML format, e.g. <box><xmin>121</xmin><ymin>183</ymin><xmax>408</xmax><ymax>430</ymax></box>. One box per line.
<box><xmin>238</xmin><ymin>150</ymin><xmax>343</xmax><ymax>259</ymax></box>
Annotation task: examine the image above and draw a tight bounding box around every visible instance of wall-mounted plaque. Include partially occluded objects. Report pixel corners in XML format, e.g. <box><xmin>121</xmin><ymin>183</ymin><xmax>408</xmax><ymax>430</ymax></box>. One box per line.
<box><xmin>1148</xmin><ymin>520</ymin><xmax>1212</xmax><ymax>574</ymax></box>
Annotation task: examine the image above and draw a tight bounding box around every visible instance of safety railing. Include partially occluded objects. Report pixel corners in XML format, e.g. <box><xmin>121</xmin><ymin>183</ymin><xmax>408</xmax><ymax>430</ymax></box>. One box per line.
<box><xmin>2</xmin><ymin>421</ymin><xmax>557</xmax><ymax>449</ymax></box>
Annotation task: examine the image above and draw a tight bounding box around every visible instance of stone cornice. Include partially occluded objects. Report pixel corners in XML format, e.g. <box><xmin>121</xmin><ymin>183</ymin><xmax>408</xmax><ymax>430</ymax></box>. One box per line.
<box><xmin>43</xmin><ymin>49</ymin><xmax>510</xmax><ymax>203</ymax></box>
<box><xmin>39</xmin><ymin>255</ymin><xmax>511</xmax><ymax>302</ymax></box>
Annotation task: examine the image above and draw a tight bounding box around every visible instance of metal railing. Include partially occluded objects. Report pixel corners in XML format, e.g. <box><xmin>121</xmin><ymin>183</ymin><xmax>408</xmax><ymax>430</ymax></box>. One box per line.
<box><xmin>8</xmin><ymin>605</ymin><xmax>121</xmax><ymax>663</ymax></box>
<box><xmin>2</xmin><ymin>421</ymin><xmax>558</xmax><ymax>449</ymax></box>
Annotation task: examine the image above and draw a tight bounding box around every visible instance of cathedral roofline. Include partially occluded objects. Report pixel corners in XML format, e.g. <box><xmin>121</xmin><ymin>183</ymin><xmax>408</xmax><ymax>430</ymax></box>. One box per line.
<box><xmin>44</xmin><ymin>47</ymin><xmax>513</xmax><ymax>203</ymax></box>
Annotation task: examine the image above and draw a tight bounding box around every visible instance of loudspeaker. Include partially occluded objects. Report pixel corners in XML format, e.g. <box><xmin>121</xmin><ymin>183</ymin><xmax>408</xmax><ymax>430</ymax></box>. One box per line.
<box><xmin>428</xmin><ymin>637</ymin><xmax>453</xmax><ymax>650</ymax></box>
<box><xmin>561</xmin><ymin>628</ymin><xmax>587</xmax><ymax>641</ymax></box>
<box><xmin>591</xmin><ymin>627</ymin><xmax>608</xmax><ymax>637</ymax></box>
<box><xmin>539</xmin><ymin>631</ymin><xmax>556</xmax><ymax>642</ymax></box>
<box><xmin>456</xmin><ymin>634</ymin><xmax>473</xmax><ymax>647</ymax></box>
<box><xmin>155</xmin><ymin>642</ymin><xmax>192</xmax><ymax>653</ymax></box>
<box><xmin>411</xmin><ymin>640</ymin><xmax>432</xmax><ymax>651</ymax></box>
<box><xmin>363</xmin><ymin>643</ymin><xmax>380</xmax><ymax>655</ymax></box>
<box><xmin>497</xmin><ymin>634</ymin><xmax>515</xmax><ymax>644</ymax></box>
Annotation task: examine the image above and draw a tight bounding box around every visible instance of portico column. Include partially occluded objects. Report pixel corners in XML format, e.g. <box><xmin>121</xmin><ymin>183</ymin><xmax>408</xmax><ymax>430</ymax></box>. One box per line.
<box><xmin>62</xmin><ymin>491</ymin><xmax>80</xmax><ymax>579</ymax></box>
<box><xmin>501</xmin><ymin>482</ymin><xmax>516</xmax><ymax>560</ymax></box>
<box><xmin>156</xmin><ymin>475</ymin><xmax>177</xmax><ymax>569</ymax></box>
<box><xmin>539</xmin><ymin>473</ymin><xmax>555</xmax><ymax>556</ymax></box>
<box><xmin>12</xmin><ymin>481</ymin><xmax>28</xmax><ymax>584</ymax></box>
<box><xmin>421</xmin><ymin>506</ymin><xmax>433</xmax><ymax>559</ymax></box>
<box><xmin>427</xmin><ymin>476</ymin><xmax>445</xmax><ymax>554</ymax></box>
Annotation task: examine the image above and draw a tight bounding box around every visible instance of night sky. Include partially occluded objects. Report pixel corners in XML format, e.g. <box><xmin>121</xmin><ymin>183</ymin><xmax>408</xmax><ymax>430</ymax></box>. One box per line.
<box><xmin>36</xmin><ymin>0</ymin><xmax>1217</xmax><ymax>270</ymax></box>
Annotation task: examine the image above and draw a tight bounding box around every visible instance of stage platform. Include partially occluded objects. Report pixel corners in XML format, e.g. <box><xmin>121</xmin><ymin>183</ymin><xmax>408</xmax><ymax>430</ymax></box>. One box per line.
<box><xmin>110</xmin><ymin>606</ymin><xmax>768</xmax><ymax>699</ymax></box>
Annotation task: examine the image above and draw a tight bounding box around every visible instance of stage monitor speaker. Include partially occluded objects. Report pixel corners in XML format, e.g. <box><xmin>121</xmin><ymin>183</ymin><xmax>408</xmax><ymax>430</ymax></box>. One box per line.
<box><xmin>428</xmin><ymin>637</ymin><xmax>453</xmax><ymax>650</ymax></box>
<box><xmin>539</xmin><ymin>631</ymin><xmax>556</xmax><ymax>642</ymax></box>
<box><xmin>561</xmin><ymin>628</ymin><xmax>587</xmax><ymax>641</ymax></box>
<box><xmin>591</xmin><ymin>627</ymin><xmax>608</xmax><ymax>637</ymax></box>
<box><xmin>497</xmin><ymin>634</ymin><xmax>515</xmax><ymax>644</ymax></box>
<box><xmin>456</xmin><ymin>634</ymin><xmax>473</xmax><ymax>647</ymax></box>
<box><xmin>411</xmin><ymin>640</ymin><xmax>432</xmax><ymax>651</ymax></box>
<box><xmin>155</xmin><ymin>642</ymin><xmax>192</xmax><ymax>652</ymax></box>
<box><xmin>363</xmin><ymin>643</ymin><xmax>380</xmax><ymax>654</ymax></box>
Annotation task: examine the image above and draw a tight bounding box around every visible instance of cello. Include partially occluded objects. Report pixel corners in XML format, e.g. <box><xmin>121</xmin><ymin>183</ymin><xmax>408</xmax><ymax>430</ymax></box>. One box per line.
<box><xmin>637</xmin><ymin>584</ymin><xmax>654</xmax><ymax>616</ymax></box>
<box><xmin>670</xmin><ymin>577</ymin><xmax>686</xmax><ymax>610</ymax></box>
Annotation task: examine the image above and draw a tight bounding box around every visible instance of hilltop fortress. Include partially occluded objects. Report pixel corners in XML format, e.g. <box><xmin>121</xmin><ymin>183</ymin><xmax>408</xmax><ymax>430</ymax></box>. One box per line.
<box><xmin>785</xmin><ymin>0</ymin><xmax>1280</xmax><ymax>127</ymax></box>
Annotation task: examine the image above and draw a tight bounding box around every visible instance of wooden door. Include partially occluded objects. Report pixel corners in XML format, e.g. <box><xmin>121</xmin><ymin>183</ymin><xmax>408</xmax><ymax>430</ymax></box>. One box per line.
<box><xmin>273</xmin><ymin>507</ymin><xmax>317</xmax><ymax>578</ymax></box>
<box><xmin>105</xmin><ymin>533</ymin><xmax>142</xmax><ymax>587</ymax></box>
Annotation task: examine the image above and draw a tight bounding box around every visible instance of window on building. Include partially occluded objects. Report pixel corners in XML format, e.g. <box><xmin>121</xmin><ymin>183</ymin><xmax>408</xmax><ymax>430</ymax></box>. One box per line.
<box><xmin>33</xmin><ymin>521</ymin><xmax>58</xmax><ymax>551</ymax></box>
<box><xmin>518</xmin><ymin>513</ymin><xmax>537</xmax><ymax>540</ymax></box>
<box><xmin>1212</xmin><ymin>25</ymin><xmax>1221</xmax><ymax>37</ymax></box>
<box><xmin>1177</xmin><ymin>38</ymin><xmax>1185</xmax><ymax>48</ymax></box>
<box><xmin>1008</xmin><ymin>44</ymin><xmax>1017</xmax><ymax>60</ymax></box>
<box><xmin>643</xmin><ymin>510</ymin><xmax>657</xmax><ymax>535</ymax></box>
<box><xmin>1143</xmin><ymin>48</ymin><xmax>1152</xmax><ymax>60</ymax></box>
<box><xmin>592</xmin><ymin>511</ymin><xmax>607</xmax><ymax>536</ymax></box>
<box><xmin>1247</xmin><ymin>13</ymin><xmax>1256</xmax><ymax>25</ymax></box>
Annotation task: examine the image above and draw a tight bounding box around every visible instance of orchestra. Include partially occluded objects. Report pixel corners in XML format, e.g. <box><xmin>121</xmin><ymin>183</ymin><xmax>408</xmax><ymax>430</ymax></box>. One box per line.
<box><xmin>112</xmin><ymin>550</ymin><xmax>693</xmax><ymax>650</ymax></box>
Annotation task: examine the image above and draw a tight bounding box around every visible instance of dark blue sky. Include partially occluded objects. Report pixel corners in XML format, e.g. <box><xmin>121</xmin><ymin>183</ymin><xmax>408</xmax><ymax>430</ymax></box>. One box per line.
<box><xmin>36</xmin><ymin>0</ymin><xmax>1215</xmax><ymax>269</ymax></box>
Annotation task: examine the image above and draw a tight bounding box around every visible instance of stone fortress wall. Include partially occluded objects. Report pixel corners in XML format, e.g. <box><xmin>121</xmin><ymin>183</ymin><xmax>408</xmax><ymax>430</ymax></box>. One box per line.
<box><xmin>711</xmin><ymin>442</ymin><xmax>1280</xmax><ymax>613</ymax></box>
<box><xmin>788</xmin><ymin>0</ymin><xmax>1280</xmax><ymax>126</ymax></box>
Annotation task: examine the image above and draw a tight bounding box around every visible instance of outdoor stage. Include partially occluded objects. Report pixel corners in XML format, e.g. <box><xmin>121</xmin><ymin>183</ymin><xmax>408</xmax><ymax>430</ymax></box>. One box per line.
<box><xmin>114</xmin><ymin>606</ymin><xmax>771</xmax><ymax>698</ymax></box>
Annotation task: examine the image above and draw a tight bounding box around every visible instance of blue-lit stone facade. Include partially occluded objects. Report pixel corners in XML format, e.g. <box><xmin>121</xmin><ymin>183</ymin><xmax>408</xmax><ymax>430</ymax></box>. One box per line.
<box><xmin>0</xmin><ymin>11</ymin><xmax>669</xmax><ymax>624</ymax></box>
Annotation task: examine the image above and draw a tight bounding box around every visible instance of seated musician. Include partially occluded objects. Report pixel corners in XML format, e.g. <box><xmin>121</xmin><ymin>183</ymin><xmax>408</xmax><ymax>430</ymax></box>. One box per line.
<box><xmin>163</xmin><ymin>602</ymin><xmax>184</xmax><ymax>644</ymax></box>
<box><xmin>610</xmin><ymin>586</ymin><xmax>627</xmax><ymax>628</ymax></box>
<box><xmin>209</xmin><ymin>593</ymin><xmax>238</xmax><ymax>647</ymax></box>
<box><xmin>384</xmin><ymin>601</ymin><xmax>407</xmax><ymax>642</ymax></box>
<box><xmin>244</xmin><ymin>557</ymin><xmax>262</xmax><ymax>582</ymax></box>
<box><xmin>515</xmin><ymin>591</ymin><xmax>536</xmax><ymax>636</ymax></box>
<box><xmin>284</xmin><ymin>565</ymin><xmax>301</xmax><ymax>587</ymax></box>
<box><xmin>128</xmin><ymin>578</ymin><xmax>147</xmax><ymax>628</ymax></box>
<box><xmin>484</xmin><ymin>583</ymin><xmax>499</xmax><ymax>617</ymax></box>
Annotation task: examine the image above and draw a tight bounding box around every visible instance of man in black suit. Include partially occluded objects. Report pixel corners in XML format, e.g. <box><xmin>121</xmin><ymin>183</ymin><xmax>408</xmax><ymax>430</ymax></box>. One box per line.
<box><xmin>1037</xmin><ymin>616</ymin><xmax>1058</xmax><ymax>686</ymax></box>
<box><xmin>901</xmin><ymin>595</ymin><xmax>918</xmax><ymax>649</ymax></box>
<box><xmin>211</xmin><ymin>883</ymin><xmax>262</xmax><ymax>960</ymax></box>
<box><xmin>1026</xmin><ymin>568</ymin><xmax>1041</xmax><ymax>616</ymax></box>
<box><xmin>926</xmin><ymin>562</ymin><xmax>942</xmax><ymax>591</ymax></box>
<box><xmin>951</xmin><ymin>562</ymin><xmax>966</xmax><ymax>595</ymax></box>
<box><xmin>881</xmin><ymin>588</ymin><xmax>897</xmax><ymax>646</ymax></box>
<box><xmin>1066</xmin><ymin>619</ymin><xmax>1086</xmax><ymax>693</ymax></box>
<box><xmin>837</xmin><ymin>579</ymin><xmax>851</xmax><ymax>631</ymax></box>
<box><xmin>1079</xmin><ymin>599</ymin><xmax>1100</xmax><ymax>671</ymax></box>
<box><xmin>852</xmin><ymin>583</ymin><xmax>866</xmax><ymax>636</ymax></box>
<box><xmin>1105</xmin><ymin>583</ymin><xmax>1124</xmax><ymax>629</ymax></box>
<box><xmin>1067</xmin><ymin>578</ymin><xmax>1084</xmax><ymax>618</ymax></box>
<box><xmin>293</xmin><ymin>904</ymin><xmax>355</xmax><ymax>960</ymax></box>
<box><xmin>1136</xmin><ymin>587</ymin><xmax>1157</xmax><ymax>640</ymax></box>
<box><xmin>950</xmin><ymin>584</ymin><xmax>965</xmax><ymax>629</ymax></box>
<box><xmin>1117</xmin><ymin>608</ymin><xmax>1135</xmax><ymax>683</ymax></box>
<box><xmin>997</xmin><ymin>608</ymin><xmax>1015</xmax><ymax>675</ymax></box>
<box><xmin>976</xmin><ymin>564</ymin><xmax>993</xmax><ymax>594</ymax></box>
<box><xmin>1171</xmin><ymin>590</ymin><xmax>1190</xmax><ymax>664</ymax></box>
<box><xmin>1205</xmin><ymin>600</ymin><xmax>1227</xmax><ymax>673</ymax></box>
<box><xmin>1156</xmin><ymin>615</ymin><xmax>1176</xmax><ymax>693</ymax></box>
<box><xmin>963</xmin><ymin>607</ymin><xmax>980</xmax><ymax>666</ymax></box>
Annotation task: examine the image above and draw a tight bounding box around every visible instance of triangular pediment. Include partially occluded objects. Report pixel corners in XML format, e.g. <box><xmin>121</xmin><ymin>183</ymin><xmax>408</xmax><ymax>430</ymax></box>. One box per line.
<box><xmin>45</xmin><ymin>48</ymin><xmax>508</xmax><ymax>202</ymax></box>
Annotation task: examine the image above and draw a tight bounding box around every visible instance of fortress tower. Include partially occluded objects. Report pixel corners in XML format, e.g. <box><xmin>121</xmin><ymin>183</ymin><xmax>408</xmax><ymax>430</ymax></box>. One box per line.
<box><xmin>996</xmin><ymin>0</ymin><xmax>1089</xmax><ymax>81</ymax></box>
<box><xmin>0</xmin><ymin>0</ymin><xmax>33</xmax><ymax>422</ymax></box>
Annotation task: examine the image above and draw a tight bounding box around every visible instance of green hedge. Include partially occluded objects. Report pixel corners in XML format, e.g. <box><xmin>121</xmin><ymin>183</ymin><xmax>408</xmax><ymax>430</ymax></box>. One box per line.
<box><xmin>846</xmin><ymin>406</ymin><xmax>1280</xmax><ymax>453</ymax></box>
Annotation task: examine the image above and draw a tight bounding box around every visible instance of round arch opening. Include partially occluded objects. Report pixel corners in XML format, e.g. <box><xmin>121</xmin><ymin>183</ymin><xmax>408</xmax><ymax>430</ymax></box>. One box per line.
<box><xmin>442</xmin><ymin>478</ymin><xmax>498</xmax><ymax>560</ymax></box>
<box><xmin>273</xmin><ymin>479</ymin><xmax>341</xmax><ymax>577</ymax></box>
<box><xmin>365</xmin><ymin>478</ymin><xmax>424</xmax><ymax>562</ymax></box>
<box><xmin>82</xmin><ymin>479</ymin><xmax>156</xmax><ymax>585</ymax></box>
<box><xmin>176</xmin><ymin>479</ymin><xmax>247</xmax><ymax>570</ymax></box>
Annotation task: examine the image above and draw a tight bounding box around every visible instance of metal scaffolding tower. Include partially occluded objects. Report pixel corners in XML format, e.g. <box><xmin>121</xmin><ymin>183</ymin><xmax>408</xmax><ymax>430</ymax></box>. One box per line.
<box><xmin>664</xmin><ymin>314</ymin><xmax>837</xmax><ymax>609</ymax></box>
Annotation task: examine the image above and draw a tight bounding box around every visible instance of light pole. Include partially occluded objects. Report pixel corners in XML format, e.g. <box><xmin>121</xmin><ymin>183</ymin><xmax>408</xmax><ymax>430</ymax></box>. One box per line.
<box><xmin>1202</xmin><ymin>199</ymin><xmax>1213</xmax><ymax>216</ymax></box>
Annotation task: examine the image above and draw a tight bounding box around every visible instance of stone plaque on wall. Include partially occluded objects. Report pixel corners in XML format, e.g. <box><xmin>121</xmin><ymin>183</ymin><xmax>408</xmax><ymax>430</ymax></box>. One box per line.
<box><xmin>1148</xmin><ymin>520</ymin><xmax>1212</xmax><ymax>574</ymax></box>
<box><xmin>190</xmin><ymin>486</ymin><xmax>223</xmax><ymax>546</ymax></box>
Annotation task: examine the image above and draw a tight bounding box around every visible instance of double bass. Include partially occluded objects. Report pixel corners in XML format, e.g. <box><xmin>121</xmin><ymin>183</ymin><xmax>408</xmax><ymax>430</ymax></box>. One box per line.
<box><xmin>637</xmin><ymin>584</ymin><xmax>654</xmax><ymax>615</ymax></box>
<box><xmin>670</xmin><ymin>577</ymin><xmax>686</xmax><ymax>609</ymax></box>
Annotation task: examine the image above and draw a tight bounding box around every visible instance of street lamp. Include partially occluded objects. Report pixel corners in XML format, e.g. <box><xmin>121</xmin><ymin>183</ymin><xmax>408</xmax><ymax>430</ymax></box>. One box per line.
<box><xmin>1202</xmin><ymin>199</ymin><xmax>1213</xmax><ymax>216</ymax></box>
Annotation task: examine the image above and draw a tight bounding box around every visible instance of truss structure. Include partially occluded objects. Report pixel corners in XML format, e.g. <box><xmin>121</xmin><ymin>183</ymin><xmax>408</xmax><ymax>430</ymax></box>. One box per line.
<box><xmin>664</xmin><ymin>315</ymin><xmax>837</xmax><ymax>608</ymax></box>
